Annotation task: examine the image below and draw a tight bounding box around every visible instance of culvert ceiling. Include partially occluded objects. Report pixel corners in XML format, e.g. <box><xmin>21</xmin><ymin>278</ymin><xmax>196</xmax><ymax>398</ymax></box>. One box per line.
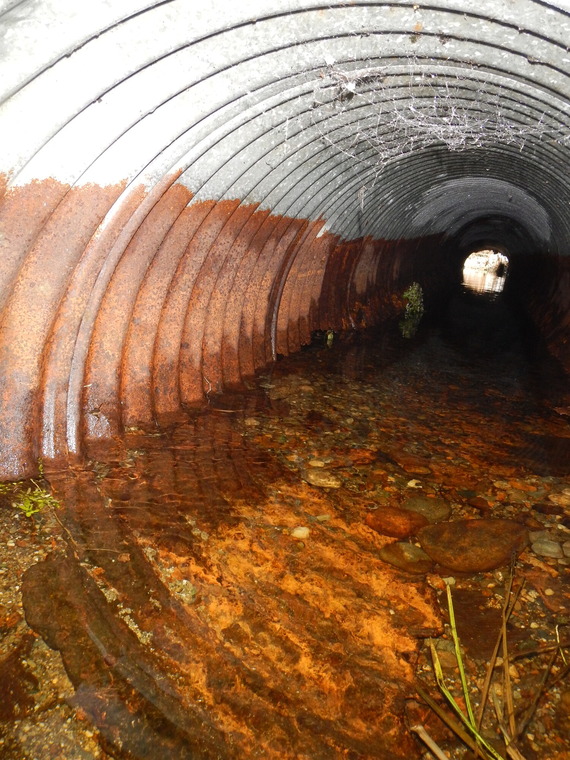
<box><xmin>0</xmin><ymin>0</ymin><xmax>569</xmax><ymax>480</ymax></box>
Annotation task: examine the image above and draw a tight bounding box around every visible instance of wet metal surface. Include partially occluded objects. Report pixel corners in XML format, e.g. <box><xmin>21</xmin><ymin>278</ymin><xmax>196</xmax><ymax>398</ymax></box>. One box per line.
<box><xmin>0</xmin><ymin>176</ymin><xmax>451</xmax><ymax>480</ymax></box>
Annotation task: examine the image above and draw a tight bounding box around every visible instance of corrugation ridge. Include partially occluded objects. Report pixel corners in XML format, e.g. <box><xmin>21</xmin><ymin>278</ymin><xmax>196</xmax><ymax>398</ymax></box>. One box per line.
<box><xmin>120</xmin><ymin>183</ymin><xmax>193</xmax><ymax>428</ymax></box>
<box><xmin>152</xmin><ymin>200</ymin><xmax>216</xmax><ymax>417</ymax></box>
<box><xmin>178</xmin><ymin>200</ymin><xmax>243</xmax><ymax>405</ymax></box>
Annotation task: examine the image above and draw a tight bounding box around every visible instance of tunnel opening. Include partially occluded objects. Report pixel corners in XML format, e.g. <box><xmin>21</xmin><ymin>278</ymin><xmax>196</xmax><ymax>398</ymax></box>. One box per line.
<box><xmin>462</xmin><ymin>248</ymin><xmax>509</xmax><ymax>294</ymax></box>
<box><xmin>1</xmin><ymin>2</ymin><xmax>570</xmax><ymax>760</ymax></box>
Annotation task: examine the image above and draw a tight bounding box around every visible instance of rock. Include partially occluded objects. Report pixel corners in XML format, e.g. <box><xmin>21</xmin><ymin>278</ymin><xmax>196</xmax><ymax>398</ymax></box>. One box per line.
<box><xmin>308</xmin><ymin>458</ymin><xmax>326</xmax><ymax>468</ymax></box>
<box><xmin>378</xmin><ymin>542</ymin><xmax>434</xmax><ymax>574</ymax></box>
<box><xmin>304</xmin><ymin>469</ymin><xmax>342</xmax><ymax>489</ymax></box>
<box><xmin>401</xmin><ymin>495</ymin><xmax>451</xmax><ymax>523</ymax></box>
<box><xmin>291</xmin><ymin>526</ymin><xmax>310</xmax><ymax>540</ymax></box>
<box><xmin>563</xmin><ymin>540</ymin><xmax>570</xmax><ymax>558</ymax></box>
<box><xmin>365</xmin><ymin>506</ymin><xmax>429</xmax><ymax>539</ymax></box>
<box><xmin>417</xmin><ymin>519</ymin><xmax>529</xmax><ymax>573</ymax></box>
<box><xmin>347</xmin><ymin>448</ymin><xmax>377</xmax><ymax>466</ymax></box>
<box><xmin>548</xmin><ymin>491</ymin><xmax>570</xmax><ymax>508</ymax></box>
<box><xmin>395</xmin><ymin>454</ymin><xmax>432</xmax><ymax>475</ymax></box>
<box><xmin>531</xmin><ymin>539</ymin><xmax>564</xmax><ymax>559</ymax></box>
<box><xmin>534</xmin><ymin>501</ymin><xmax>565</xmax><ymax>516</ymax></box>
<box><xmin>468</xmin><ymin>496</ymin><xmax>493</xmax><ymax>512</ymax></box>
<box><xmin>434</xmin><ymin>648</ymin><xmax>458</xmax><ymax>670</ymax></box>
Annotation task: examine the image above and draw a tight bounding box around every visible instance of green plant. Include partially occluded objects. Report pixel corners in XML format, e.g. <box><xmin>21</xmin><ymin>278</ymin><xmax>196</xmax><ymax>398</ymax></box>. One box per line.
<box><xmin>13</xmin><ymin>480</ymin><xmax>60</xmax><ymax>517</ymax></box>
<box><xmin>1</xmin><ymin>475</ymin><xmax>60</xmax><ymax>517</ymax></box>
<box><xmin>411</xmin><ymin>575</ymin><xmax>570</xmax><ymax>760</ymax></box>
<box><xmin>399</xmin><ymin>282</ymin><xmax>424</xmax><ymax>338</ymax></box>
<box><xmin>420</xmin><ymin>583</ymin><xmax>507</xmax><ymax>760</ymax></box>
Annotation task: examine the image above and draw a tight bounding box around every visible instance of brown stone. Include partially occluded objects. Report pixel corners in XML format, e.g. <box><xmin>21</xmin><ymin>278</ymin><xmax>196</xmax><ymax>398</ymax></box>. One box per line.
<box><xmin>417</xmin><ymin>519</ymin><xmax>529</xmax><ymax>573</ymax></box>
<box><xmin>365</xmin><ymin>506</ymin><xmax>429</xmax><ymax>539</ymax></box>
<box><xmin>394</xmin><ymin>454</ymin><xmax>432</xmax><ymax>475</ymax></box>
<box><xmin>468</xmin><ymin>496</ymin><xmax>493</xmax><ymax>512</ymax></box>
<box><xmin>401</xmin><ymin>495</ymin><xmax>451</xmax><ymax>523</ymax></box>
<box><xmin>378</xmin><ymin>542</ymin><xmax>434</xmax><ymax>573</ymax></box>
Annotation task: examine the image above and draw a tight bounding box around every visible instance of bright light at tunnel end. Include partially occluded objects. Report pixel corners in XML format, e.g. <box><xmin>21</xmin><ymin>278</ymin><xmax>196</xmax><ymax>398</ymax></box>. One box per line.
<box><xmin>463</xmin><ymin>249</ymin><xmax>509</xmax><ymax>295</ymax></box>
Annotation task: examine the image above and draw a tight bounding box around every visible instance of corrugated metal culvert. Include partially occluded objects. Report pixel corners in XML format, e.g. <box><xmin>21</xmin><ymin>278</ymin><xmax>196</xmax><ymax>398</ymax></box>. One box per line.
<box><xmin>1</xmin><ymin>0</ymin><xmax>569</xmax><ymax>479</ymax></box>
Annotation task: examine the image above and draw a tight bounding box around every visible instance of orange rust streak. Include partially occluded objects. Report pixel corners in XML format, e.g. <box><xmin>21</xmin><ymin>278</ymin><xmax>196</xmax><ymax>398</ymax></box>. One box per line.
<box><xmin>205</xmin><ymin>206</ymin><xmax>270</xmax><ymax>391</ymax></box>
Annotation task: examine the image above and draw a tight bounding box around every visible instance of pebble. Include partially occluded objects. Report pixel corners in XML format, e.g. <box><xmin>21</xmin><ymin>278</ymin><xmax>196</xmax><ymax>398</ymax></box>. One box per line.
<box><xmin>435</xmin><ymin>649</ymin><xmax>458</xmax><ymax>670</ymax></box>
<box><xmin>291</xmin><ymin>526</ymin><xmax>310</xmax><ymax>540</ymax></box>
<box><xmin>548</xmin><ymin>491</ymin><xmax>570</xmax><ymax>507</ymax></box>
<box><xmin>531</xmin><ymin>539</ymin><xmax>564</xmax><ymax>559</ymax></box>
<box><xmin>365</xmin><ymin>506</ymin><xmax>429</xmax><ymax>539</ymax></box>
<box><xmin>563</xmin><ymin>540</ymin><xmax>570</xmax><ymax>558</ymax></box>
<box><xmin>307</xmin><ymin>459</ymin><xmax>326</xmax><ymax>468</ymax></box>
<box><xmin>468</xmin><ymin>496</ymin><xmax>493</xmax><ymax>512</ymax></box>
<box><xmin>529</xmin><ymin>530</ymin><xmax>559</xmax><ymax>543</ymax></box>
<box><xmin>401</xmin><ymin>495</ymin><xmax>451</xmax><ymax>523</ymax></box>
<box><xmin>304</xmin><ymin>469</ymin><xmax>342</xmax><ymax>489</ymax></box>
<box><xmin>417</xmin><ymin>519</ymin><xmax>529</xmax><ymax>573</ymax></box>
<box><xmin>397</xmin><ymin>455</ymin><xmax>432</xmax><ymax>476</ymax></box>
<box><xmin>378</xmin><ymin>541</ymin><xmax>433</xmax><ymax>573</ymax></box>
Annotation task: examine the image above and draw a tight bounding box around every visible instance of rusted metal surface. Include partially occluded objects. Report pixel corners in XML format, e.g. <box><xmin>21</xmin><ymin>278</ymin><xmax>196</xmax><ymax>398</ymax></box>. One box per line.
<box><xmin>0</xmin><ymin>177</ymin><xmax>424</xmax><ymax>478</ymax></box>
<box><xmin>1</xmin><ymin>172</ymin><xmax>569</xmax><ymax>482</ymax></box>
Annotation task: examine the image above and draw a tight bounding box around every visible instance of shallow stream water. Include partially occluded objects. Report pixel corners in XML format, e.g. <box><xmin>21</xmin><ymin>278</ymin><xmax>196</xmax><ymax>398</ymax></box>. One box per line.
<box><xmin>5</xmin><ymin>283</ymin><xmax>570</xmax><ymax>759</ymax></box>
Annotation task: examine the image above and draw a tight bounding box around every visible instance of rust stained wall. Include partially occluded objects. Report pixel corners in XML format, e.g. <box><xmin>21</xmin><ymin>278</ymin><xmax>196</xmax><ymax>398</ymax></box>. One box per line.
<box><xmin>0</xmin><ymin>175</ymin><xmax>448</xmax><ymax>480</ymax></box>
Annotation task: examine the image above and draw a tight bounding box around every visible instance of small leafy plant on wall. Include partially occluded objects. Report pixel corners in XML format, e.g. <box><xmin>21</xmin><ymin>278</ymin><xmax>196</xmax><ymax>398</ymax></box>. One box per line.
<box><xmin>399</xmin><ymin>281</ymin><xmax>425</xmax><ymax>338</ymax></box>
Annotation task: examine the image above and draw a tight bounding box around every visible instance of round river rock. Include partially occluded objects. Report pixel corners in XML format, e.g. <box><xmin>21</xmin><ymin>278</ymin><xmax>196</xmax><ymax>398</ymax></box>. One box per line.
<box><xmin>417</xmin><ymin>518</ymin><xmax>529</xmax><ymax>572</ymax></box>
<box><xmin>365</xmin><ymin>506</ymin><xmax>429</xmax><ymax>539</ymax></box>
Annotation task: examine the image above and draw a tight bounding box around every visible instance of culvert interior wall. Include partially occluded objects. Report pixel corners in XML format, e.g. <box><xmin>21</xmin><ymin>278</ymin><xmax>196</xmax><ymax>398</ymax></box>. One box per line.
<box><xmin>0</xmin><ymin>0</ymin><xmax>569</xmax><ymax>480</ymax></box>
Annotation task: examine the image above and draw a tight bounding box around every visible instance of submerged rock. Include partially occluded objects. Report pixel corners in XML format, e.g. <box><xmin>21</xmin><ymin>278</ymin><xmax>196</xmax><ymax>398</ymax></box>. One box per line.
<box><xmin>304</xmin><ymin>469</ymin><xmax>342</xmax><ymax>489</ymax></box>
<box><xmin>365</xmin><ymin>506</ymin><xmax>429</xmax><ymax>539</ymax></box>
<box><xmin>548</xmin><ymin>491</ymin><xmax>570</xmax><ymax>508</ymax></box>
<box><xmin>531</xmin><ymin>539</ymin><xmax>563</xmax><ymax>559</ymax></box>
<box><xmin>378</xmin><ymin>542</ymin><xmax>434</xmax><ymax>574</ymax></box>
<box><xmin>401</xmin><ymin>495</ymin><xmax>451</xmax><ymax>523</ymax></box>
<box><xmin>417</xmin><ymin>519</ymin><xmax>528</xmax><ymax>572</ymax></box>
<box><xmin>393</xmin><ymin>453</ymin><xmax>432</xmax><ymax>475</ymax></box>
